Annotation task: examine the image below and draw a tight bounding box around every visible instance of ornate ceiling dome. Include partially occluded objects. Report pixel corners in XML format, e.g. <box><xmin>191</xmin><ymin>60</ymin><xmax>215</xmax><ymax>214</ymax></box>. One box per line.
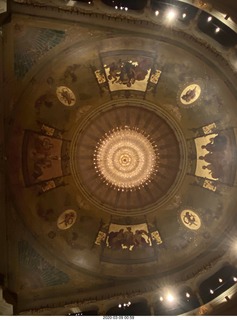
<box><xmin>72</xmin><ymin>102</ymin><xmax>185</xmax><ymax>212</ymax></box>
<box><xmin>7</xmin><ymin>30</ymin><xmax>237</xmax><ymax>280</ymax></box>
<box><xmin>3</xmin><ymin>0</ymin><xmax>237</xmax><ymax>315</ymax></box>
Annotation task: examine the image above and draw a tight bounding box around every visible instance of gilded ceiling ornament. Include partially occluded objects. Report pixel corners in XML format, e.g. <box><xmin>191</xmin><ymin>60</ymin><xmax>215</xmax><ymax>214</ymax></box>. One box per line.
<box><xmin>57</xmin><ymin>209</ymin><xmax>77</xmax><ymax>230</ymax></box>
<box><xmin>56</xmin><ymin>86</ymin><xmax>76</xmax><ymax>106</ymax></box>
<box><xmin>151</xmin><ymin>231</ymin><xmax>163</xmax><ymax>245</ymax></box>
<box><xmin>180</xmin><ymin>209</ymin><xmax>201</xmax><ymax>230</ymax></box>
<box><xmin>93</xmin><ymin>127</ymin><xmax>159</xmax><ymax>191</ymax></box>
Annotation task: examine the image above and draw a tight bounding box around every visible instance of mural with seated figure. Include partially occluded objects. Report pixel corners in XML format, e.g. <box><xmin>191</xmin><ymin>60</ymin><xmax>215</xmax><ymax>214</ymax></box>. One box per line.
<box><xmin>104</xmin><ymin>57</ymin><xmax>152</xmax><ymax>91</ymax></box>
<box><xmin>96</xmin><ymin>222</ymin><xmax>162</xmax><ymax>264</ymax></box>
<box><xmin>22</xmin><ymin>131</ymin><xmax>63</xmax><ymax>186</ymax></box>
<box><xmin>93</xmin><ymin>51</ymin><xmax>161</xmax><ymax>93</ymax></box>
<box><xmin>194</xmin><ymin>132</ymin><xmax>234</xmax><ymax>184</ymax></box>
<box><xmin>106</xmin><ymin>223</ymin><xmax>152</xmax><ymax>251</ymax></box>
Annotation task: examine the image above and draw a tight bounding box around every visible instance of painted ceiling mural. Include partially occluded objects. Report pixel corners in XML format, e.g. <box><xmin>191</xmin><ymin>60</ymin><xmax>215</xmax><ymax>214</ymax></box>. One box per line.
<box><xmin>4</xmin><ymin>10</ymin><xmax>237</xmax><ymax>314</ymax></box>
<box><xmin>177</xmin><ymin>81</ymin><xmax>203</xmax><ymax>108</ymax></box>
<box><xmin>92</xmin><ymin>51</ymin><xmax>162</xmax><ymax>97</ymax></box>
<box><xmin>8</xmin><ymin>29</ymin><xmax>237</xmax><ymax>271</ymax></box>
<box><xmin>194</xmin><ymin>132</ymin><xmax>233</xmax><ymax>183</ymax></box>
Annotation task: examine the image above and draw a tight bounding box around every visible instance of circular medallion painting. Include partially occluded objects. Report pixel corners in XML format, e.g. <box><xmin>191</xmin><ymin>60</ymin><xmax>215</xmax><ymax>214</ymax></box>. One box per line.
<box><xmin>56</xmin><ymin>86</ymin><xmax>76</xmax><ymax>106</ymax></box>
<box><xmin>180</xmin><ymin>209</ymin><xmax>201</xmax><ymax>230</ymax></box>
<box><xmin>57</xmin><ymin>209</ymin><xmax>77</xmax><ymax>230</ymax></box>
<box><xmin>180</xmin><ymin>84</ymin><xmax>201</xmax><ymax>105</ymax></box>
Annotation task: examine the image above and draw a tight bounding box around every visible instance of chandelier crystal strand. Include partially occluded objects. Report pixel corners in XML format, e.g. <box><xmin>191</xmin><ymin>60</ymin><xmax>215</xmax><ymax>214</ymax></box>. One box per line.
<box><xmin>94</xmin><ymin>126</ymin><xmax>159</xmax><ymax>191</ymax></box>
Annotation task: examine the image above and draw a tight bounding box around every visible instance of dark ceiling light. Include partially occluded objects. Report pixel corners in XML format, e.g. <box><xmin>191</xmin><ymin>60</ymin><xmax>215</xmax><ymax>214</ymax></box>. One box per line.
<box><xmin>154</xmin><ymin>288</ymin><xmax>200</xmax><ymax>315</ymax></box>
<box><xmin>151</xmin><ymin>0</ymin><xmax>198</xmax><ymax>23</ymax></box>
<box><xmin>197</xmin><ymin>11</ymin><xmax>237</xmax><ymax>47</ymax></box>
<box><xmin>107</xmin><ymin>301</ymin><xmax>150</xmax><ymax>315</ymax></box>
<box><xmin>199</xmin><ymin>265</ymin><xmax>237</xmax><ymax>303</ymax></box>
<box><xmin>101</xmin><ymin>0</ymin><xmax>148</xmax><ymax>11</ymax></box>
<box><xmin>68</xmin><ymin>309</ymin><xmax>98</xmax><ymax>315</ymax></box>
<box><xmin>177</xmin><ymin>3</ymin><xmax>198</xmax><ymax>23</ymax></box>
<box><xmin>151</xmin><ymin>0</ymin><xmax>175</xmax><ymax>13</ymax></box>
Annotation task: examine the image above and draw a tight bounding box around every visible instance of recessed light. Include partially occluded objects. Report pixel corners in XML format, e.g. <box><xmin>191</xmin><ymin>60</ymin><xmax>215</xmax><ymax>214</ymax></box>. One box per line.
<box><xmin>167</xmin><ymin>293</ymin><xmax>174</xmax><ymax>302</ymax></box>
<box><xmin>166</xmin><ymin>9</ymin><xmax>177</xmax><ymax>21</ymax></box>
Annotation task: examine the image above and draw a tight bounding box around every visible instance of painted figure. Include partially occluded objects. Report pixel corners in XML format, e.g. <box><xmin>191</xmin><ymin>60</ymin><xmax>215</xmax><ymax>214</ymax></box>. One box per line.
<box><xmin>201</xmin><ymin>134</ymin><xmax>227</xmax><ymax>152</ymax></box>
<box><xmin>59</xmin><ymin>211</ymin><xmax>75</xmax><ymax>228</ymax></box>
<box><xmin>105</xmin><ymin>58</ymin><xmax>152</xmax><ymax>88</ymax></box>
<box><xmin>107</xmin><ymin>226</ymin><xmax>151</xmax><ymax>250</ymax></box>
<box><xmin>182</xmin><ymin>211</ymin><xmax>198</xmax><ymax>227</ymax></box>
<box><xmin>181</xmin><ymin>86</ymin><xmax>197</xmax><ymax>103</ymax></box>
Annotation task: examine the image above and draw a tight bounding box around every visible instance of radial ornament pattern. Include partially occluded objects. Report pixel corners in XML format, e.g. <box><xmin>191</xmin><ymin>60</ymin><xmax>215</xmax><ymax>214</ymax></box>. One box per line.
<box><xmin>72</xmin><ymin>102</ymin><xmax>185</xmax><ymax>213</ymax></box>
<box><xmin>94</xmin><ymin>127</ymin><xmax>159</xmax><ymax>191</ymax></box>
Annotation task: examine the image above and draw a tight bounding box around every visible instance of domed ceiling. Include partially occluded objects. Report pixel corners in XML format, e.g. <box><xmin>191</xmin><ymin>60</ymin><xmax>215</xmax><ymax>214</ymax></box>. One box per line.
<box><xmin>8</xmin><ymin>28</ymin><xmax>237</xmax><ymax>276</ymax></box>
<box><xmin>3</xmin><ymin>0</ymin><xmax>237</xmax><ymax>314</ymax></box>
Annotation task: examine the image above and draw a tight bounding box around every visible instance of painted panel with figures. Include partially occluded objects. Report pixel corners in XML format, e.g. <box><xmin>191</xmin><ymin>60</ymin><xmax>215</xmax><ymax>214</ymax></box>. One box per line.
<box><xmin>22</xmin><ymin>131</ymin><xmax>63</xmax><ymax>186</ymax></box>
<box><xmin>93</xmin><ymin>51</ymin><xmax>162</xmax><ymax>93</ymax></box>
<box><xmin>106</xmin><ymin>223</ymin><xmax>152</xmax><ymax>251</ymax></box>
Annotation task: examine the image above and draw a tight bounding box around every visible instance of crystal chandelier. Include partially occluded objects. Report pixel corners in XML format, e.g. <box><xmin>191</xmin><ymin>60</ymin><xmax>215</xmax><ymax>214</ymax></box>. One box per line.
<box><xmin>93</xmin><ymin>126</ymin><xmax>159</xmax><ymax>191</ymax></box>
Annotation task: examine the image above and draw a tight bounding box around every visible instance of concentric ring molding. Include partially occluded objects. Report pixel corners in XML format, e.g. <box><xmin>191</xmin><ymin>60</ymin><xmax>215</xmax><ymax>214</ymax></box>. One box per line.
<box><xmin>70</xmin><ymin>99</ymin><xmax>188</xmax><ymax>215</ymax></box>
